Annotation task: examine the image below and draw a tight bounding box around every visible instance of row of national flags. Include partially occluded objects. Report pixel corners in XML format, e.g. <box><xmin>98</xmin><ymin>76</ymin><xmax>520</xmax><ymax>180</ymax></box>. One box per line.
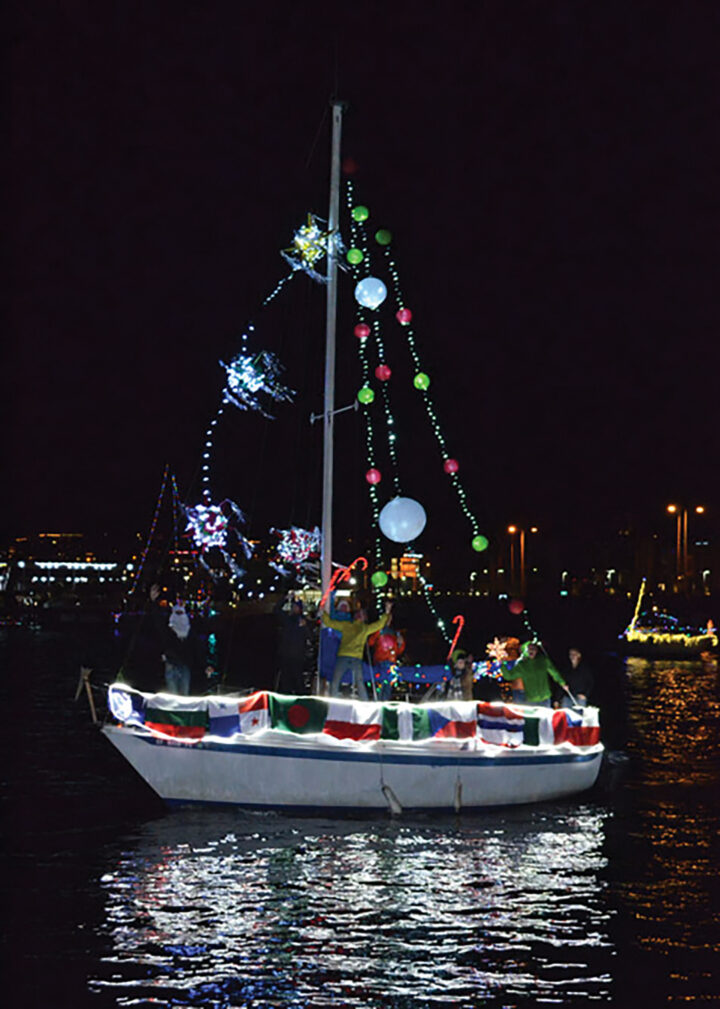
<box><xmin>108</xmin><ymin>686</ymin><xmax>600</xmax><ymax>748</ymax></box>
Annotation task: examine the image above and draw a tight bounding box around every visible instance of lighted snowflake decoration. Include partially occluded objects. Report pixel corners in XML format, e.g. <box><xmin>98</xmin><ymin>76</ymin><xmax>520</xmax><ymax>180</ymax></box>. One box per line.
<box><xmin>220</xmin><ymin>351</ymin><xmax>295</xmax><ymax>419</ymax></box>
<box><xmin>184</xmin><ymin>498</ymin><xmax>254</xmax><ymax>581</ymax></box>
<box><xmin>185</xmin><ymin>502</ymin><xmax>233</xmax><ymax>552</ymax></box>
<box><xmin>270</xmin><ymin>525</ymin><xmax>321</xmax><ymax>576</ymax></box>
<box><xmin>281</xmin><ymin>213</ymin><xmax>345</xmax><ymax>283</ymax></box>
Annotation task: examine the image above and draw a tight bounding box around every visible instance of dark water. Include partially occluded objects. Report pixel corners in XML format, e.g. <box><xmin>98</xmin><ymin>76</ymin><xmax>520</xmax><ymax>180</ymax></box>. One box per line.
<box><xmin>2</xmin><ymin>629</ymin><xmax>719</xmax><ymax>1007</ymax></box>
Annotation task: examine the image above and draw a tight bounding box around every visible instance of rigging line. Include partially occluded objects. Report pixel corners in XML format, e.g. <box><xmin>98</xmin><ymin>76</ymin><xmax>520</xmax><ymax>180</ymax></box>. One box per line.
<box><xmin>286</xmin><ymin>278</ymin><xmax>314</xmax><ymax>528</ymax></box>
<box><xmin>127</xmin><ymin>463</ymin><xmax>170</xmax><ymax>597</ymax></box>
<box><xmin>119</xmin><ymin>464</ymin><xmax>181</xmax><ymax>679</ymax></box>
<box><xmin>304</xmin><ymin>104</ymin><xmax>329</xmax><ymax>172</ymax></box>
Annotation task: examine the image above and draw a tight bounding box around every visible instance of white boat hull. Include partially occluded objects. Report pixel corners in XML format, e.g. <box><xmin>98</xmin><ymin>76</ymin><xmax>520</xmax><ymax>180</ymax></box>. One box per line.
<box><xmin>103</xmin><ymin>724</ymin><xmax>603</xmax><ymax>813</ymax></box>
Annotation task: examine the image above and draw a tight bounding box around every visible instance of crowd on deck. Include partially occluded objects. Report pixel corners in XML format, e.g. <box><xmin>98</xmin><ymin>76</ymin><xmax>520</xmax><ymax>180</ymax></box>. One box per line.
<box><xmin>145</xmin><ymin>585</ymin><xmax>596</xmax><ymax>709</ymax></box>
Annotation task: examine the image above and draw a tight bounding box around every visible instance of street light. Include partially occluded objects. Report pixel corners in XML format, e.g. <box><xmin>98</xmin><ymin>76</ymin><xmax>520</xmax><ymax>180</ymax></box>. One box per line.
<box><xmin>507</xmin><ymin>525</ymin><xmax>538</xmax><ymax>597</ymax></box>
<box><xmin>666</xmin><ymin>504</ymin><xmax>705</xmax><ymax>587</ymax></box>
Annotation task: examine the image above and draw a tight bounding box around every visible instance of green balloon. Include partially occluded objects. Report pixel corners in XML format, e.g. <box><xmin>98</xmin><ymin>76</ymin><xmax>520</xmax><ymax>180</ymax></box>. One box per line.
<box><xmin>413</xmin><ymin>372</ymin><xmax>430</xmax><ymax>391</ymax></box>
<box><xmin>346</xmin><ymin>248</ymin><xmax>364</xmax><ymax>265</ymax></box>
<box><xmin>472</xmin><ymin>535</ymin><xmax>489</xmax><ymax>553</ymax></box>
<box><xmin>352</xmin><ymin>205</ymin><xmax>370</xmax><ymax>222</ymax></box>
<box><xmin>375</xmin><ymin>229</ymin><xmax>392</xmax><ymax>246</ymax></box>
<box><xmin>357</xmin><ymin>386</ymin><xmax>375</xmax><ymax>405</ymax></box>
<box><xmin>371</xmin><ymin>571</ymin><xmax>388</xmax><ymax>588</ymax></box>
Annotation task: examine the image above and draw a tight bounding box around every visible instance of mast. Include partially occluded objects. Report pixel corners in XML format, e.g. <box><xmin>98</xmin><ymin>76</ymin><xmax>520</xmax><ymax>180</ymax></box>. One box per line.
<box><xmin>320</xmin><ymin>100</ymin><xmax>344</xmax><ymax>607</ymax></box>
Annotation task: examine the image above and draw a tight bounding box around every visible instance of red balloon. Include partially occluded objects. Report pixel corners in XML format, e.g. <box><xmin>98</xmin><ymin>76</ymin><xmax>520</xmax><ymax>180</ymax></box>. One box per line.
<box><xmin>396</xmin><ymin>308</ymin><xmax>413</xmax><ymax>324</ymax></box>
<box><xmin>365</xmin><ymin>468</ymin><xmax>382</xmax><ymax>485</ymax></box>
<box><xmin>509</xmin><ymin>599</ymin><xmax>525</xmax><ymax>615</ymax></box>
<box><xmin>375</xmin><ymin>364</ymin><xmax>392</xmax><ymax>381</ymax></box>
<box><xmin>443</xmin><ymin>458</ymin><xmax>459</xmax><ymax>474</ymax></box>
<box><xmin>354</xmin><ymin>323</ymin><xmax>370</xmax><ymax>339</ymax></box>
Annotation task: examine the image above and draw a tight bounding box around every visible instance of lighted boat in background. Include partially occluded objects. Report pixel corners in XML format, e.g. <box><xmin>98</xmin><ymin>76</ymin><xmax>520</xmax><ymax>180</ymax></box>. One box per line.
<box><xmin>621</xmin><ymin>578</ymin><xmax>717</xmax><ymax>658</ymax></box>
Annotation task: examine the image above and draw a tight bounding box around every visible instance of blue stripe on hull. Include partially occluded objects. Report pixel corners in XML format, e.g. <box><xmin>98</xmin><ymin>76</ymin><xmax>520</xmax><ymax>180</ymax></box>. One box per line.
<box><xmin>162</xmin><ymin>797</ymin><xmax>593</xmax><ymax>815</ymax></box>
<box><xmin>136</xmin><ymin>733</ymin><xmax>601</xmax><ymax>768</ymax></box>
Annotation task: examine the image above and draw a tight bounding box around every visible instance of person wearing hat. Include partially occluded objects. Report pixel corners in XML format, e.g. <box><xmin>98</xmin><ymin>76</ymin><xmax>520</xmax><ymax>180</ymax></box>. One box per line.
<box><xmin>149</xmin><ymin>583</ymin><xmax>206</xmax><ymax>695</ymax></box>
<box><xmin>446</xmin><ymin>649</ymin><xmax>469</xmax><ymax>700</ymax></box>
<box><xmin>502</xmin><ymin>640</ymin><xmax>570</xmax><ymax>706</ymax></box>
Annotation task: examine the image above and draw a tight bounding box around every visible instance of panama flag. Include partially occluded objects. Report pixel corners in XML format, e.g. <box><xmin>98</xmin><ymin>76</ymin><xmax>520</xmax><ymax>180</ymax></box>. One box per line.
<box><xmin>552</xmin><ymin>707</ymin><xmax>600</xmax><ymax>746</ymax></box>
<box><xmin>323</xmin><ymin>699</ymin><xmax>382</xmax><ymax>741</ymax></box>
<box><xmin>237</xmin><ymin>692</ymin><xmax>271</xmax><ymax>734</ymax></box>
<box><xmin>477</xmin><ymin>702</ymin><xmax>524</xmax><ymax>747</ymax></box>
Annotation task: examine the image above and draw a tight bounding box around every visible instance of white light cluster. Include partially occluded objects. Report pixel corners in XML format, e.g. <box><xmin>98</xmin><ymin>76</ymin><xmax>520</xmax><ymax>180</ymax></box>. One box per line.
<box><xmin>35</xmin><ymin>561</ymin><xmax>118</xmax><ymax>570</ymax></box>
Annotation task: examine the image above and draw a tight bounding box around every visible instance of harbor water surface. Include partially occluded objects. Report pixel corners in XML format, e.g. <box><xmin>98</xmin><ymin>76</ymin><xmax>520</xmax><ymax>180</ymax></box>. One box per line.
<box><xmin>2</xmin><ymin>627</ymin><xmax>719</xmax><ymax>1007</ymax></box>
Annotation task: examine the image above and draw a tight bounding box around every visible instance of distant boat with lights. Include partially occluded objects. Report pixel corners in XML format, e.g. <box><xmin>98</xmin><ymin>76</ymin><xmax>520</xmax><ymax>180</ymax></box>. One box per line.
<box><xmin>102</xmin><ymin>102</ymin><xmax>603</xmax><ymax>812</ymax></box>
<box><xmin>621</xmin><ymin>578</ymin><xmax>718</xmax><ymax>658</ymax></box>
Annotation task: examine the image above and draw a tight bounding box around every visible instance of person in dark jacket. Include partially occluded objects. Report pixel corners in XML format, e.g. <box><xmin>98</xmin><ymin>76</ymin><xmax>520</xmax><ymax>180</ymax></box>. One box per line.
<box><xmin>149</xmin><ymin>583</ymin><xmax>206</xmax><ymax>695</ymax></box>
<box><xmin>274</xmin><ymin>592</ymin><xmax>313</xmax><ymax>695</ymax></box>
<box><xmin>559</xmin><ymin>647</ymin><xmax>594</xmax><ymax>707</ymax></box>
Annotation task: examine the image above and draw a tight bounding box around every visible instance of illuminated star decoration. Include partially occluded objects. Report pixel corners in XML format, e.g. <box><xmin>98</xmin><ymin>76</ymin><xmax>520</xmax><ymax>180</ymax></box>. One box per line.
<box><xmin>270</xmin><ymin>526</ymin><xmax>321</xmax><ymax>576</ymax></box>
<box><xmin>486</xmin><ymin>637</ymin><xmax>511</xmax><ymax>663</ymax></box>
<box><xmin>481</xmin><ymin>637</ymin><xmax>516</xmax><ymax>683</ymax></box>
<box><xmin>184</xmin><ymin>499</ymin><xmax>254</xmax><ymax>580</ymax></box>
<box><xmin>281</xmin><ymin>213</ymin><xmax>344</xmax><ymax>283</ymax></box>
<box><xmin>220</xmin><ymin>351</ymin><xmax>295</xmax><ymax>419</ymax></box>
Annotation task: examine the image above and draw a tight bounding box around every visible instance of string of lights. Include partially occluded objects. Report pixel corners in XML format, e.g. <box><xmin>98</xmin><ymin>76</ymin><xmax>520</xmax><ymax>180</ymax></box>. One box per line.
<box><xmin>345</xmin><ymin>181</ymin><xmax>488</xmax><ymax>559</ymax></box>
<box><xmin>128</xmin><ymin>464</ymin><xmax>171</xmax><ymax>595</ymax></box>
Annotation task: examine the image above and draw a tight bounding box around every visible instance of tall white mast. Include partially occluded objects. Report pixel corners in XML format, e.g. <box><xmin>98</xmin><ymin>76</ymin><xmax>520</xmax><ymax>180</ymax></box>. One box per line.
<box><xmin>320</xmin><ymin>100</ymin><xmax>345</xmax><ymax>606</ymax></box>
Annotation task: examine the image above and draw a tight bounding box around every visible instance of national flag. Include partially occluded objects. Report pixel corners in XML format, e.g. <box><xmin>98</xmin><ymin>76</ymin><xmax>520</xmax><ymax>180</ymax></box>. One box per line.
<box><xmin>521</xmin><ymin>708</ymin><xmax>557</xmax><ymax>747</ymax></box>
<box><xmin>477</xmin><ymin>702</ymin><xmax>524</xmax><ymax>747</ymax></box>
<box><xmin>108</xmin><ymin>684</ymin><xmax>147</xmax><ymax>727</ymax></box>
<box><xmin>269</xmin><ymin>695</ymin><xmax>328</xmax><ymax>735</ymax></box>
<box><xmin>426</xmin><ymin>703</ymin><xmax>478</xmax><ymax>739</ymax></box>
<box><xmin>380</xmin><ymin>704</ymin><xmax>414</xmax><ymax>741</ymax></box>
<box><xmin>144</xmin><ymin>693</ymin><xmax>209</xmax><ymax>740</ymax></box>
<box><xmin>323</xmin><ymin>699</ymin><xmax>382</xmax><ymax>741</ymax></box>
<box><xmin>552</xmin><ymin>707</ymin><xmax>601</xmax><ymax>746</ymax></box>
<box><xmin>237</xmin><ymin>692</ymin><xmax>270</xmax><ymax>734</ymax></box>
<box><xmin>405</xmin><ymin>703</ymin><xmax>477</xmax><ymax>740</ymax></box>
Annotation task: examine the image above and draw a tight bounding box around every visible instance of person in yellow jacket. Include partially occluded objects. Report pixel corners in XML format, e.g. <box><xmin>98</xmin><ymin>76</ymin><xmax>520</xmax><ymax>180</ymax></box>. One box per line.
<box><xmin>321</xmin><ymin>599</ymin><xmax>393</xmax><ymax>699</ymax></box>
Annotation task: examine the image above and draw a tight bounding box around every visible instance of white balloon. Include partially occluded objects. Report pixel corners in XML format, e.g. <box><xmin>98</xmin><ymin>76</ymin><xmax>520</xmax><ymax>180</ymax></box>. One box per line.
<box><xmin>379</xmin><ymin>497</ymin><xmax>427</xmax><ymax>543</ymax></box>
<box><xmin>354</xmin><ymin>276</ymin><xmax>387</xmax><ymax>310</ymax></box>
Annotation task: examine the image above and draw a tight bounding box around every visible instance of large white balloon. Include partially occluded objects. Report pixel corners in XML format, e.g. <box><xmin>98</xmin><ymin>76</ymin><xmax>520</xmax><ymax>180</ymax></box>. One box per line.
<box><xmin>379</xmin><ymin>497</ymin><xmax>427</xmax><ymax>543</ymax></box>
<box><xmin>354</xmin><ymin>276</ymin><xmax>387</xmax><ymax>310</ymax></box>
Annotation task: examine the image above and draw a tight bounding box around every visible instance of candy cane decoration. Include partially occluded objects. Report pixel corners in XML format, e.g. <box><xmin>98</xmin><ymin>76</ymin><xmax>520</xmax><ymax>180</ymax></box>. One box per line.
<box><xmin>320</xmin><ymin>556</ymin><xmax>369</xmax><ymax>609</ymax></box>
<box><xmin>446</xmin><ymin>614</ymin><xmax>465</xmax><ymax>661</ymax></box>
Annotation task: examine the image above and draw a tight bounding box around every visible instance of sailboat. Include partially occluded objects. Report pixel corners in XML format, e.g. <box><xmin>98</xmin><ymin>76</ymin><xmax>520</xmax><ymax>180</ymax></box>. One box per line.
<box><xmin>621</xmin><ymin>578</ymin><xmax>718</xmax><ymax>658</ymax></box>
<box><xmin>102</xmin><ymin>103</ymin><xmax>603</xmax><ymax>813</ymax></box>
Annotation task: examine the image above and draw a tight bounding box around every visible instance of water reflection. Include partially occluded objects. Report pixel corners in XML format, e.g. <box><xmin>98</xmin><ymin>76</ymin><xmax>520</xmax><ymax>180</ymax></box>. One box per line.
<box><xmin>606</xmin><ymin>657</ymin><xmax>720</xmax><ymax>1003</ymax></box>
<box><xmin>625</xmin><ymin>658</ymin><xmax>720</xmax><ymax>786</ymax></box>
<box><xmin>90</xmin><ymin>807</ymin><xmax>612</xmax><ymax>1007</ymax></box>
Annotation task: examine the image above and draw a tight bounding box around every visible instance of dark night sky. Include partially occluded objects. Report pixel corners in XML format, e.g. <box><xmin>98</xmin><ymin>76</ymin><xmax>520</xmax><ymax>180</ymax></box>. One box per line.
<box><xmin>6</xmin><ymin>1</ymin><xmax>720</xmax><ymax>560</ymax></box>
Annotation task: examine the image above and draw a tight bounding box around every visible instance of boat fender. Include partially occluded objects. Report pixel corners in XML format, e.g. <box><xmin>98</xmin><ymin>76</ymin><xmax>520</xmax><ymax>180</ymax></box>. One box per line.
<box><xmin>381</xmin><ymin>784</ymin><xmax>403</xmax><ymax>816</ymax></box>
<box><xmin>454</xmin><ymin>779</ymin><xmax>462</xmax><ymax>814</ymax></box>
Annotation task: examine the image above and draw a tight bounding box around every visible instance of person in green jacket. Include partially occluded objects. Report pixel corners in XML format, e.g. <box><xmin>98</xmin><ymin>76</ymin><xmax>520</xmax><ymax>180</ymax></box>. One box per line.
<box><xmin>322</xmin><ymin>599</ymin><xmax>393</xmax><ymax>699</ymax></box>
<box><xmin>503</xmin><ymin>641</ymin><xmax>570</xmax><ymax>706</ymax></box>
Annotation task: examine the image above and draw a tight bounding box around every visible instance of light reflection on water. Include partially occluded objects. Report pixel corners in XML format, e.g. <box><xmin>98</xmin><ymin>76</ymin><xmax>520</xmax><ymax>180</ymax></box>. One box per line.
<box><xmin>90</xmin><ymin>807</ymin><xmax>612</xmax><ymax>1007</ymax></box>
<box><xmin>7</xmin><ymin>631</ymin><xmax>718</xmax><ymax>1007</ymax></box>
<box><xmin>616</xmin><ymin>657</ymin><xmax>720</xmax><ymax>978</ymax></box>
